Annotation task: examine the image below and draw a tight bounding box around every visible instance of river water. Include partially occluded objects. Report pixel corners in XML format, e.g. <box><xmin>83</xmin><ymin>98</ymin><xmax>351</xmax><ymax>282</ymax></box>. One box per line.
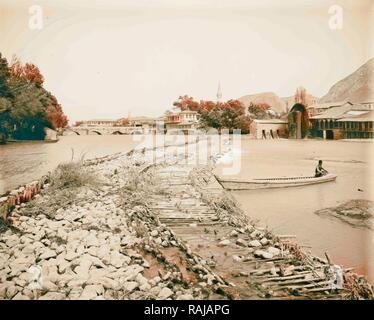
<box><xmin>1</xmin><ymin>135</ymin><xmax>373</xmax><ymax>281</ymax></box>
<box><xmin>215</xmin><ymin>137</ymin><xmax>374</xmax><ymax>281</ymax></box>
<box><xmin>0</xmin><ymin>135</ymin><xmax>139</xmax><ymax>195</ymax></box>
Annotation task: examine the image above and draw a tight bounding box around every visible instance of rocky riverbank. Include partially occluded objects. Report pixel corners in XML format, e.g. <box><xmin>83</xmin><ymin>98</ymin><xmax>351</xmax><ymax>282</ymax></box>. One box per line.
<box><xmin>0</xmin><ymin>139</ymin><xmax>373</xmax><ymax>300</ymax></box>
<box><xmin>315</xmin><ymin>199</ymin><xmax>373</xmax><ymax>230</ymax></box>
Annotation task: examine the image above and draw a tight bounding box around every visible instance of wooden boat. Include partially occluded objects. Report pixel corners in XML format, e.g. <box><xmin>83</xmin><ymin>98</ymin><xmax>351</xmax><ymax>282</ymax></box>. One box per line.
<box><xmin>216</xmin><ymin>173</ymin><xmax>337</xmax><ymax>190</ymax></box>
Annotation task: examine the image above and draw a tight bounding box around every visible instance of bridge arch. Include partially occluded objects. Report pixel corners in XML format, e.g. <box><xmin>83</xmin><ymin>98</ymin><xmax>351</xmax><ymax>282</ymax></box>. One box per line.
<box><xmin>90</xmin><ymin>130</ymin><xmax>102</xmax><ymax>135</ymax></box>
<box><xmin>112</xmin><ymin>130</ymin><xmax>124</xmax><ymax>135</ymax></box>
<box><xmin>62</xmin><ymin>129</ymin><xmax>80</xmax><ymax>136</ymax></box>
<box><xmin>131</xmin><ymin>130</ymin><xmax>143</xmax><ymax>135</ymax></box>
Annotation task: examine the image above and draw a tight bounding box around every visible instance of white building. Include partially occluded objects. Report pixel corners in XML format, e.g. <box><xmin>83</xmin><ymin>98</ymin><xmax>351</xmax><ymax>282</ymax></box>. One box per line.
<box><xmin>250</xmin><ymin>119</ymin><xmax>288</xmax><ymax>139</ymax></box>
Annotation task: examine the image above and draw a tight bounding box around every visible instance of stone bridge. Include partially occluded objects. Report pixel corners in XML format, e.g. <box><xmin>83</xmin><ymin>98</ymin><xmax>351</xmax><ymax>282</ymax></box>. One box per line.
<box><xmin>62</xmin><ymin>126</ymin><xmax>149</xmax><ymax>136</ymax></box>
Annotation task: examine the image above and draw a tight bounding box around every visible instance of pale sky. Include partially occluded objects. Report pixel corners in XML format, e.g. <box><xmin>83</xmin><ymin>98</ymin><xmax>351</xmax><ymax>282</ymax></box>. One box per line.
<box><xmin>0</xmin><ymin>0</ymin><xmax>373</xmax><ymax>123</ymax></box>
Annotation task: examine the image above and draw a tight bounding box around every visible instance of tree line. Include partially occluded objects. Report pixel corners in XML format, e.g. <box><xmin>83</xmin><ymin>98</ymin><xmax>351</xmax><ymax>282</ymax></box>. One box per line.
<box><xmin>0</xmin><ymin>53</ymin><xmax>67</xmax><ymax>142</ymax></box>
<box><xmin>172</xmin><ymin>95</ymin><xmax>252</xmax><ymax>133</ymax></box>
<box><xmin>171</xmin><ymin>95</ymin><xmax>285</xmax><ymax>133</ymax></box>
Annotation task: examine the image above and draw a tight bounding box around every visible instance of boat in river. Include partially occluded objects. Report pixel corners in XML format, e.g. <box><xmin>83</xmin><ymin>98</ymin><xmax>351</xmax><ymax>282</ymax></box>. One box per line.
<box><xmin>216</xmin><ymin>173</ymin><xmax>337</xmax><ymax>190</ymax></box>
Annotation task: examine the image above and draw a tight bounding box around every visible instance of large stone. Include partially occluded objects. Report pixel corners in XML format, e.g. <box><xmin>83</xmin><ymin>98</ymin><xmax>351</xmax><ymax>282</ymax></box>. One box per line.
<box><xmin>177</xmin><ymin>294</ymin><xmax>194</xmax><ymax>300</ymax></box>
<box><xmin>248</xmin><ymin>240</ymin><xmax>262</xmax><ymax>247</ymax></box>
<box><xmin>139</xmin><ymin>283</ymin><xmax>152</xmax><ymax>291</ymax></box>
<box><xmin>236</xmin><ymin>239</ymin><xmax>247</xmax><ymax>247</ymax></box>
<box><xmin>67</xmin><ymin>278</ymin><xmax>87</xmax><ymax>288</ymax></box>
<box><xmin>99</xmin><ymin>277</ymin><xmax>119</xmax><ymax>290</ymax></box>
<box><xmin>218</xmin><ymin>239</ymin><xmax>230</xmax><ymax>246</ymax></box>
<box><xmin>229</xmin><ymin>230</ymin><xmax>238</xmax><ymax>237</ymax></box>
<box><xmin>86</xmin><ymin>234</ymin><xmax>100</xmax><ymax>247</ymax></box>
<box><xmin>57</xmin><ymin>229</ymin><xmax>68</xmax><ymax>241</ymax></box>
<box><xmin>74</xmin><ymin>257</ymin><xmax>92</xmax><ymax>279</ymax></box>
<box><xmin>57</xmin><ymin>258</ymin><xmax>70</xmax><ymax>274</ymax></box>
<box><xmin>39</xmin><ymin>292</ymin><xmax>66</xmax><ymax>300</ymax></box>
<box><xmin>123</xmin><ymin>265</ymin><xmax>144</xmax><ymax>281</ymax></box>
<box><xmin>124</xmin><ymin>281</ymin><xmax>139</xmax><ymax>292</ymax></box>
<box><xmin>110</xmin><ymin>251</ymin><xmax>126</xmax><ymax>268</ymax></box>
<box><xmin>232</xmin><ymin>255</ymin><xmax>244</xmax><ymax>262</ymax></box>
<box><xmin>250</xmin><ymin>230</ymin><xmax>263</xmax><ymax>239</ymax></box>
<box><xmin>86</xmin><ymin>247</ymin><xmax>98</xmax><ymax>257</ymax></box>
<box><xmin>65</xmin><ymin>251</ymin><xmax>79</xmax><ymax>261</ymax></box>
<box><xmin>6</xmin><ymin>284</ymin><xmax>18</xmax><ymax>299</ymax></box>
<box><xmin>149</xmin><ymin>286</ymin><xmax>161</xmax><ymax>296</ymax></box>
<box><xmin>0</xmin><ymin>283</ymin><xmax>7</xmax><ymax>297</ymax></box>
<box><xmin>96</xmin><ymin>246</ymin><xmax>111</xmax><ymax>263</ymax></box>
<box><xmin>79</xmin><ymin>285</ymin><xmax>104</xmax><ymax>300</ymax></box>
<box><xmin>12</xmin><ymin>292</ymin><xmax>30</xmax><ymax>300</ymax></box>
<box><xmin>254</xmin><ymin>250</ymin><xmax>273</xmax><ymax>259</ymax></box>
<box><xmin>267</xmin><ymin>247</ymin><xmax>281</xmax><ymax>256</ymax></box>
<box><xmin>135</xmin><ymin>273</ymin><xmax>148</xmax><ymax>286</ymax></box>
<box><xmin>42</xmin><ymin>280</ymin><xmax>59</xmax><ymax>291</ymax></box>
<box><xmin>158</xmin><ymin>287</ymin><xmax>173</xmax><ymax>299</ymax></box>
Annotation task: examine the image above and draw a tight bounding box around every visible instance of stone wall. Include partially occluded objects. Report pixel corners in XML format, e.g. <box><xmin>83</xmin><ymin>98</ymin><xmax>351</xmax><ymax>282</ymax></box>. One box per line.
<box><xmin>0</xmin><ymin>176</ymin><xmax>49</xmax><ymax>221</ymax></box>
<box><xmin>0</xmin><ymin>151</ymin><xmax>128</xmax><ymax>222</ymax></box>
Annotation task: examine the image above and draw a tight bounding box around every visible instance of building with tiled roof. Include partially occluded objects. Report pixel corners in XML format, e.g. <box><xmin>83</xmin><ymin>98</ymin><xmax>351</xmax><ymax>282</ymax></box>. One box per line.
<box><xmin>310</xmin><ymin>102</ymin><xmax>374</xmax><ymax>139</ymax></box>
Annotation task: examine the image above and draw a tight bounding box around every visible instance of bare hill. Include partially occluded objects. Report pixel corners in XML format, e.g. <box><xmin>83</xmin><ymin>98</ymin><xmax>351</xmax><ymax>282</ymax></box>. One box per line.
<box><xmin>319</xmin><ymin>58</ymin><xmax>374</xmax><ymax>103</ymax></box>
<box><xmin>238</xmin><ymin>92</ymin><xmax>287</xmax><ymax>114</ymax></box>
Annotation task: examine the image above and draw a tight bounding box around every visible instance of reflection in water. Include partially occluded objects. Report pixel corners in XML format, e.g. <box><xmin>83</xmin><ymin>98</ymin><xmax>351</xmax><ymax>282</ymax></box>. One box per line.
<box><xmin>0</xmin><ymin>135</ymin><xmax>139</xmax><ymax>195</ymax></box>
<box><xmin>215</xmin><ymin>138</ymin><xmax>374</xmax><ymax>281</ymax></box>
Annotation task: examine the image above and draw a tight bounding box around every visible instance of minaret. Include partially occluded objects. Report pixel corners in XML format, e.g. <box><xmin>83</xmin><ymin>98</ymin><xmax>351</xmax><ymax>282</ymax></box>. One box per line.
<box><xmin>216</xmin><ymin>81</ymin><xmax>222</xmax><ymax>102</ymax></box>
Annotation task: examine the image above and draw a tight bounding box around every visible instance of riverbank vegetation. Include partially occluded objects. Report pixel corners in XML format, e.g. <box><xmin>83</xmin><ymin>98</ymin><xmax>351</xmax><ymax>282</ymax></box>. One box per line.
<box><xmin>25</xmin><ymin>161</ymin><xmax>100</xmax><ymax>219</ymax></box>
<box><xmin>0</xmin><ymin>53</ymin><xmax>68</xmax><ymax>142</ymax></box>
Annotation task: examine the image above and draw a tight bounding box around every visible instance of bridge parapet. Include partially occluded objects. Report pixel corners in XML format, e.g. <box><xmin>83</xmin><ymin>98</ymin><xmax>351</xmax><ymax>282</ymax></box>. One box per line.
<box><xmin>62</xmin><ymin>126</ymin><xmax>147</xmax><ymax>136</ymax></box>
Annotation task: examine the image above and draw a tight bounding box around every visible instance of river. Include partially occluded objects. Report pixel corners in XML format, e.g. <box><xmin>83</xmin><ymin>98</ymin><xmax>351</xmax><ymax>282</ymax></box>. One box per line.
<box><xmin>215</xmin><ymin>137</ymin><xmax>374</xmax><ymax>281</ymax></box>
<box><xmin>1</xmin><ymin>135</ymin><xmax>373</xmax><ymax>281</ymax></box>
<box><xmin>0</xmin><ymin>135</ymin><xmax>139</xmax><ymax>195</ymax></box>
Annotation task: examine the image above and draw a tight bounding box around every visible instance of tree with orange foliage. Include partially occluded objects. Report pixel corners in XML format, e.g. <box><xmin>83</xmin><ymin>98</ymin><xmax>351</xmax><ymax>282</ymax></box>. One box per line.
<box><xmin>220</xmin><ymin>99</ymin><xmax>251</xmax><ymax>133</ymax></box>
<box><xmin>74</xmin><ymin>121</ymin><xmax>84</xmax><ymax>127</ymax></box>
<box><xmin>45</xmin><ymin>95</ymin><xmax>68</xmax><ymax>129</ymax></box>
<box><xmin>0</xmin><ymin>54</ymin><xmax>68</xmax><ymax>140</ymax></box>
<box><xmin>173</xmin><ymin>95</ymin><xmax>251</xmax><ymax>133</ymax></box>
<box><xmin>9</xmin><ymin>58</ymin><xmax>44</xmax><ymax>86</ymax></box>
<box><xmin>118</xmin><ymin>118</ymin><xmax>129</xmax><ymax>126</ymax></box>
<box><xmin>173</xmin><ymin>95</ymin><xmax>200</xmax><ymax>111</ymax></box>
<box><xmin>248</xmin><ymin>102</ymin><xmax>276</xmax><ymax>119</ymax></box>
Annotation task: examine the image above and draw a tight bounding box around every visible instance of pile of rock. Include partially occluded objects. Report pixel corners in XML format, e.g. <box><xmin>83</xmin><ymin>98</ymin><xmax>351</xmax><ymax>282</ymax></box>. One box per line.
<box><xmin>0</xmin><ymin>149</ymin><xmax>227</xmax><ymax>300</ymax></box>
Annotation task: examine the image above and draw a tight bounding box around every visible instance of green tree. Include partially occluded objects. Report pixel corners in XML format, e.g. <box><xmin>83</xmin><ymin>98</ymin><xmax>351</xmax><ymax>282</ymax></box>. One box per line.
<box><xmin>9</xmin><ymin>80</ymin><xmax>51</xmax><ymax>139</ymax></box>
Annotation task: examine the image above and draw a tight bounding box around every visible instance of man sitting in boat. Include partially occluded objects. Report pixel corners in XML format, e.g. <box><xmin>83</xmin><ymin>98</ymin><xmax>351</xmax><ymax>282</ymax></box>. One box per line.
<box><xmin>315</xmin><ymin>160</ymin><xmax>328</xmax><ymax>177</ymax></box>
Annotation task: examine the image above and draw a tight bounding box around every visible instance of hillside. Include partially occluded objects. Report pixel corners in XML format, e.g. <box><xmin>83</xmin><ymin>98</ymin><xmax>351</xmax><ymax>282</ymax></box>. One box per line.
<box><xmin>238</xmin><ymin>91</ymin><xmax>318</xmax><ymax>114</ymax></box>
<box><xmin>319</xmin><ymin>58</ymin><xmax>374</xmax><ymax>103</ymax></box>
<box><xmin>238</xmin><ymin>92</ymin><xmax>288</xmax><ymax>114</ymax></box>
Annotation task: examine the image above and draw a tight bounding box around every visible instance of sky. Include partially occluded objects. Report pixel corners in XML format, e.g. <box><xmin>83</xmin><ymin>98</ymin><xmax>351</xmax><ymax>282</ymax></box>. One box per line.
<box><xmin>0</xmin><ymin>0</ymin><xmax>373</xmax><ymax>123</ymax></box>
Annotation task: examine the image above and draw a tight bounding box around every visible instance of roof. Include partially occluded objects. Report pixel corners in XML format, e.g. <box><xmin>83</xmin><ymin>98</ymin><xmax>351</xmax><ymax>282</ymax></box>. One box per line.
<box><xmin>309</xmin><ymin>101</ymin><xmax>351</xmax><ymax>110</ymax></box>
<box><xmin>84</xmin><ymin>119</ymin><xmax>117</xmax><ymax>122</ymax></box>
<box><xmin>179</xmin><ymin>110</ymin><xmax>198</xmax><ymax>114</ymax></box>
<box><xmin>128</xmin><ymin>116</ymin><xmax>155</xmax><ymax>121</ymax></box>
<box><xmin>337</xmin><ymin>111</ymin><xmax>374</xmax><ymax>122</ymax></box>
<box><xmin>253</xmin><ymin>119</ymin><xmax>288</xmax><ymax>124</ymax></box>
<box><xmin>311</xmin><ymin>103</ymin><xmax>357</xmax><ymax>120</ymax></box>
